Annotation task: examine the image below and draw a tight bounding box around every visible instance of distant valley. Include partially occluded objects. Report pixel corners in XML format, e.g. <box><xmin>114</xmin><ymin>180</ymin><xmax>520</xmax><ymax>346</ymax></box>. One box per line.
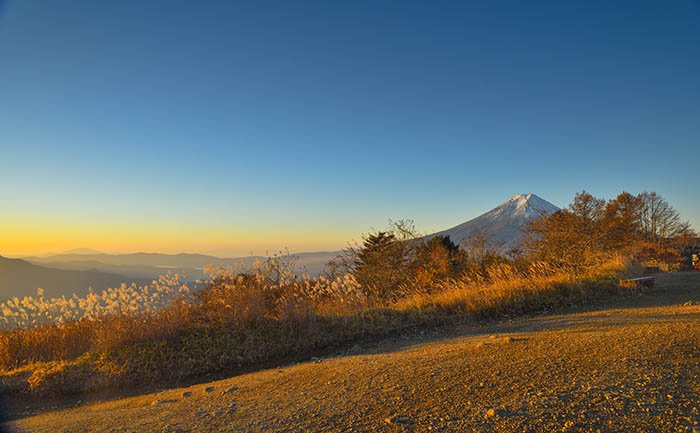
<box><xmin>0</xmin><ymin>251</ymin><xmax>338</xmax><ymax>302</ymax></box>
<box><xmin>22</xmin><ymin>251</ymin><xmax>339</xmax><ymax>281</ymax></box>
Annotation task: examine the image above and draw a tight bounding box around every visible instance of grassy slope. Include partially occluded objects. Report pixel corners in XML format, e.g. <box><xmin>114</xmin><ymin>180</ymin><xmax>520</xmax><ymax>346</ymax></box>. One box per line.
<box><xmin>0</xmin><ymin>266</ymin><xmax>624</xmax><ymax>396</ymax></box>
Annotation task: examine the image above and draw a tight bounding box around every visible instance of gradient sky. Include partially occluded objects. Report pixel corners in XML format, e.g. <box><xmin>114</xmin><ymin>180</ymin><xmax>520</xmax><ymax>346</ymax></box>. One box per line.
<box><xmin>1</xmin><ymin>0</ymin><xmax>698</xmax><ymax>257</ymax></box>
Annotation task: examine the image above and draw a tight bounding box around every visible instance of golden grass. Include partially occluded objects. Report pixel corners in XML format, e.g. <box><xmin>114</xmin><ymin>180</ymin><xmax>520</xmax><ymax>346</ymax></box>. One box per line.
<box><xmin>0</xmin><ymin>257</ymin><xmax>627</xmax><ymax>396</ymax></box>
<box><xmin>394</xmin><ymin>259</ymin><xmax>624</xmax><ymax>315</ymax></box>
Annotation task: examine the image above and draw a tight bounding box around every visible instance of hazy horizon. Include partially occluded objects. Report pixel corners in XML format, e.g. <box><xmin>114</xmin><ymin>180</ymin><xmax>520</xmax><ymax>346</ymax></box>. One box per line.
<box><xmin>4</xmin><ymin>246</ymin><xmax>342</xmax><ymax>259</ymax></box>
<box><xmin>3</xmin><ymin>192</ymin><xmax>565</xmax><ymax>257</ymax></box>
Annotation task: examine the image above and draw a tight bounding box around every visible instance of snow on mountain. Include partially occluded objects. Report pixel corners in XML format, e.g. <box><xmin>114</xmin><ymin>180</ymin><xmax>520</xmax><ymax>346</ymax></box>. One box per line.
<box><xmin>426</xmin><ymin>193</ymin><xmax>560</xmax><ymax>252</ymax></box>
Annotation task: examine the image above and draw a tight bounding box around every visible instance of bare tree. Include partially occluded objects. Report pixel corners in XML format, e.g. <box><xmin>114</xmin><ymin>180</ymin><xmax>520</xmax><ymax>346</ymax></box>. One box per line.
<box><xmin>461</xmin><ymin>228</ymin><xmax>503</xmax><ymax>263</ymax></box>
<box><xmin>637</xmin><ymin>192</ymin><xmax>693</xmax><ymax>243</ymax></box>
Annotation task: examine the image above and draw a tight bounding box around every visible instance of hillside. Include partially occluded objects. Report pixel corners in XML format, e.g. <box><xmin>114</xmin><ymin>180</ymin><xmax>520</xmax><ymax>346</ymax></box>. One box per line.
<box><xmin>6</xmin><ymin>272</ymin><xmax>700</xmax><ymax>432</ymax></box>
<box><xmin>0</xmin><ymin>256</ymin><xmax>141</xmax><ymax>300</ymax></box>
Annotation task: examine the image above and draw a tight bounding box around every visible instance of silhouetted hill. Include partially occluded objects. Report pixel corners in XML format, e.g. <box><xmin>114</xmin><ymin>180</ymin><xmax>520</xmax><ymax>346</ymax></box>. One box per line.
<box><xmin>0</xmin><ymin>256</ymin><xmax>143</xmax><ymax>300</ymax></box>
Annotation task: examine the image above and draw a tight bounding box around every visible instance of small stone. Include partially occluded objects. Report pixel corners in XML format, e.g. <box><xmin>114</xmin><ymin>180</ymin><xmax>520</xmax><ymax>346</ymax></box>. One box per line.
<box><xmin>194</xmin><ymin>411</ymin><xmax>207</xmax><ymax>418</ymax></box>
<box><xmin>385</xmin><ymin>415</ymin><xmax>412</xmax><ymax>425</ymax></box>
<box><xmin>222</xmin><ymin>385</ymin><xmax>239</xmax><ymax>395</ymax></box>
<box><xmin>181</xmin><ymin>391</ymin><xmax>193</xmax><ymax>398</ymax></box>
<box><xmin>485</xmin><ymin>408</ymin><xmax>497</xmax><ymax>417</ymax></box>
<box><xmin>204</xmin><ymin>386</ymin><xmax>215</xmax><ymax>393</ymax></box>
<box><xmin>151</xmin><ymin>399</ymin><xmax>175</xmax><ymax>406</ymax></box>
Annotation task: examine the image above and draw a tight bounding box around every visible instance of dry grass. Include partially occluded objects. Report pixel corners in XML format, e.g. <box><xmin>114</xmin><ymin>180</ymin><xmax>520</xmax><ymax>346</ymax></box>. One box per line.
<box><xmin>0</xmin><ymin>257</ymin><xmax>627</xmax><ymax>396</ymax></box>
<box><xmin>394</xmin><ymin>259</ymin><xmax>624</xmax><ymax>315</ymax></box>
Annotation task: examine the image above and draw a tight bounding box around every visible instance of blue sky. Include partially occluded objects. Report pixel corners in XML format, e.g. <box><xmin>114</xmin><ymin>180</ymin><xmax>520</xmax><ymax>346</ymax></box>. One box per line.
<box><xmin>0</xmin><ymin>0</ymin><xmax>698</xmax><ymax>256</ymax></box>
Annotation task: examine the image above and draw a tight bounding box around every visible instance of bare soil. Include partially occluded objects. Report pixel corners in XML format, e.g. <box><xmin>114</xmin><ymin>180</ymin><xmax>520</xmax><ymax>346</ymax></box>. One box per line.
<box><xmin>3</xmin><ymin>272</ymin><xmax>700</xmax><ymax>433</ymax></box>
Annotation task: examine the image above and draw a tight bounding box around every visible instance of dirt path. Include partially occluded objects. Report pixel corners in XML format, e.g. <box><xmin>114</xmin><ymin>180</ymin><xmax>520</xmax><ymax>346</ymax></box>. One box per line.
<box><xmin>4</xmin><ymin>273</ymin><xmax>700</xmax><ymax>433</ymax></box>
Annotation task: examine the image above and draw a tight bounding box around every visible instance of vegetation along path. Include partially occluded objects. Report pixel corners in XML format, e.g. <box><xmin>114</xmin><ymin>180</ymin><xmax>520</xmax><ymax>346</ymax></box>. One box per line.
<box><xmin>5</xmin><ymin>272</ymin><xmax>700</xmax><ymax>433</ymax></box>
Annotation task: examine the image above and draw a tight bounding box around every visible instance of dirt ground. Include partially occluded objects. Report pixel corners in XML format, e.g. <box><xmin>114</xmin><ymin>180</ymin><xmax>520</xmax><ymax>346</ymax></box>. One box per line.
<box><xmin>3</xmin><ymin>272</ymin><xmax>700</xmax><ymax>433</ymax></box>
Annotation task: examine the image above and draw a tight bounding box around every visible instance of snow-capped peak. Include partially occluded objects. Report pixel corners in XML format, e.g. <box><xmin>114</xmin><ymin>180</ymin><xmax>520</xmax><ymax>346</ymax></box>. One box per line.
<box><xmin>499</xmin><ymin>193</ymin><xmax>559</xmax><ymax>218</ymax></box>
<box><xmin>510</xmin><ymin>193</ymin><xmax>533</xmax><ymax>201</ymax></box>
<box><xmin>425</xmin><ymin>193</ymin><xmax>560</xmax><ymax>251</ymax></box>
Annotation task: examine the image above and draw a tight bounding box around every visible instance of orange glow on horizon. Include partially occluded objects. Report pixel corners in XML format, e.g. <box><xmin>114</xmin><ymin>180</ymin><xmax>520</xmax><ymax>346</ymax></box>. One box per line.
<box><xmin>0</xmin><ymin>218</ymin><xmax>352</xmax><ymax>257</ymax></box>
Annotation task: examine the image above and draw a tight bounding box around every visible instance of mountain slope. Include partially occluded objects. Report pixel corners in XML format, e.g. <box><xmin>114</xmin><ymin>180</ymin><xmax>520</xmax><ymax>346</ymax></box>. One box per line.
<box><xmin>427</xmin><ymin>193</ymin><xmax>560</xmax><ymax>251</ymax></box>
<box><xmin>0</xmin><ymin>256</ymin><xmax>143</xmax><ymax>300</ymax></box>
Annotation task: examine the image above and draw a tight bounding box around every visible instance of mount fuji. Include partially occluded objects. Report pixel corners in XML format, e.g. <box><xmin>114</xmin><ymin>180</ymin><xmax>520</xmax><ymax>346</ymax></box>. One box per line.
<box><xmin>425</xmin><ymin>193</ymin><xmax>560</xmax><ymax>252</ymax></box>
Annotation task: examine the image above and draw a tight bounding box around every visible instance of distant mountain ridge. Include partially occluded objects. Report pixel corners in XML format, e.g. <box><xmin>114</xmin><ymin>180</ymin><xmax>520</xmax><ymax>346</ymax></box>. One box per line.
<box><xmin>23</xmin><ymin>251</ymin><xmax>339</xmax><ymax>282</ymax></box>
<box><xmin>425</xmin><ymin>193</ymin><xmax>560</xmax><ymax>251</ymax></box>
<box><xmin>0</xmin><ymin>256</ymin><xmax>144</xmax><ymax>300</ymax></box>
<box><xmin>62</xmin><ymin>248</ymin><xmax>104</xmax><ymax>255</ymax></box>
<box><xmin>1</xmin><ymin>252</ymin><xmax>336</xmax><ymax>302</ymax></box>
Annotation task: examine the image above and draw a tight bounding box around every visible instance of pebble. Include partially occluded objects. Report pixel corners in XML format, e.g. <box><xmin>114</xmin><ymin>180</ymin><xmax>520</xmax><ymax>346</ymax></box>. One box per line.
<box><xmin>385</xmin><ymin>415</ymin><xmax>412</xmax><ymax>425</ymax></box>
<box><xmin>222</xmin><ymin>385</ymin><xmax>239</xmax><ymax>395</ymax></box>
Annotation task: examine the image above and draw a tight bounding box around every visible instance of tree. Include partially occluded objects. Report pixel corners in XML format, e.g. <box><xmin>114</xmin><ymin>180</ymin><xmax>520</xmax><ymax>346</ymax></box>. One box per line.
<box><xmin>568</xmin><ymin>191</ymin><xmax>605</xmax><ymax>237</ymax></box>
<box><xmin>351</xmin><ymin>231</ymin><xmax>406</xmax><ymax>301</ymax></box>
<box><xmin>410</xmin><ymin>235</ymin><xmax>463</xmax><ymax>291</ymax></box>
<box><xmin>461</xmin><ymin>228</ymin><xmax>505</xmax><ymax>275</ymax></box>
<box><xmin>332</xmin><ymin>220</ymin><xmax>420</xmax><ymax>303</ymax></box>
<box><xmin>600</xmin><ymin>191</ymin><xmax>643</xmax><ymax>249</ymax></box>
<box><xmin>525</xmin><ymin>210</ymin><xmax>591</xmax><ymax>271</ymax></box>
<box><xmin>524</xmin><ymin>191</ymin><xmax>609</xmax><ymax>272</ymax></box>
<box><xmin>525</xmin><ymin>190</ymin><xmax>695</xmax><ymax>272</ymax></box>
<box><xmin>637</xmin><ymin>192</ymin><xmax>693</xmax><ymax>243</ymax></box>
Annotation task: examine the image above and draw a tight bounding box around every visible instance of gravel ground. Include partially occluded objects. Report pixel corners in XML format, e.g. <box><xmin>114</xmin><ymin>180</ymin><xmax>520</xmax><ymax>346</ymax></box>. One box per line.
<box><xmin>4</xmin><ymin>272</ymin><xmax>700</xmax><ymax>433</ymax></box>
